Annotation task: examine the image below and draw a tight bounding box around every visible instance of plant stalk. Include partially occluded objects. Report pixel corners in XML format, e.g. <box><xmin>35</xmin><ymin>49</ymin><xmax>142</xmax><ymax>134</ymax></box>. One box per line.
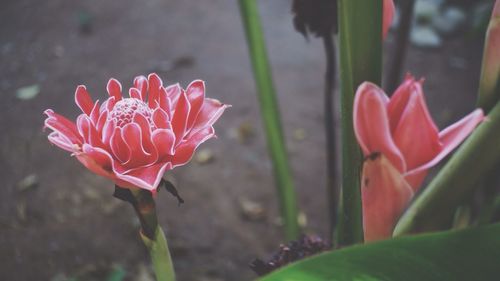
<box><xmin>336</xmin><ymin>0</ymin><xmax>383</xmax><ymax>246</ymax></box>
<box><xmin>238</xmin><ymin>0</ymin><xmax>300</xmax><ymax>240</ymax></box>
<box><xmin>131</xmin><ymin>189</ymin><xmax>176</xmax><ymax>281</ymax></box>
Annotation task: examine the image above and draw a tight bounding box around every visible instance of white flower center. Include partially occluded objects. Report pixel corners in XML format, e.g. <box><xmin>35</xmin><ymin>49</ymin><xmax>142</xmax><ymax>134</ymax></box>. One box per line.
<box><xmin>109</xmin><ymin>98</ymin><xmax>153</xmax><ymax>128</ymax></box>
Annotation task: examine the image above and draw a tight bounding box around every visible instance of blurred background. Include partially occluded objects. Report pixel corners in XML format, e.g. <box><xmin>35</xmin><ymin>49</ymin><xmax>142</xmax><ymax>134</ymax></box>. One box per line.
<box><xmin>0</xmin><ymin>0</ymin><xmax>493</xmax><ymax>280</ymax></box>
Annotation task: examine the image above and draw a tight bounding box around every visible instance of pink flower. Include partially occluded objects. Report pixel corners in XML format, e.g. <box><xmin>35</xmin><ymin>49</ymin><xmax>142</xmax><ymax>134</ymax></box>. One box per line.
<box><xmin>383</xmin><ymin>0</ymin><xmax>395</xmax><ymax>39</ymax></box>
<box><xmin>44</xmin><ymin>73</ymin><xmax>229</xmax><ymax>191</ymax></box>
<box><xmin>354</xmin><ymin>75</ymin><xmax>484</xmax><ymax>242</ymax></box>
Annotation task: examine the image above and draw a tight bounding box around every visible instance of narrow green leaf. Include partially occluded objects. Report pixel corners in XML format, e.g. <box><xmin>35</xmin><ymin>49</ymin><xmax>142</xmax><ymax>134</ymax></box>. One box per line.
<box><xmin>238</xmin><ymin>0</ymin><xmax>299</xmax><ymax>240</ymax></box>
<box><xmin>259</xmin><ymin>223</ymin><xmax>500</xmax><ymax>281</ymax></box>
<box><xmin>336</xmin><ymin>0</ymin><xmax>383</xmax><ymax>246</ymax></box>
<box><xmin>394</xmin><ymin>100</ymin><xmax>500</xmax><ymax>236</ymax></box>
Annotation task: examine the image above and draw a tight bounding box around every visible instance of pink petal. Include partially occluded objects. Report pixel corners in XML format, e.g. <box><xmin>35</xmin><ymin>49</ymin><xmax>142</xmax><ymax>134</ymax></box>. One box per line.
<box><xmin>362</xmin><ymin>154</ymin><xmax>414</xmax><ymax>242</ymax></box>
<box><xmin>121</xmin><ymin>123</ymin><xmax>151</xmax><ymax>168</ymax></box>
<box><xmin>106</xmin><ymin>96</ymin><xmax>117</xmax><ymax>112</ymax></box>
<box><xmin>153</xmin><ymin>108</ymin><xmax>171</xmax><ymax>129</ymax></box>
<box><xmin>152</xmin><ymin>129</ymin><xmax>176</xmax><ymax>159</ymax></box>
<box><xmin>44</xmin><ymin>109</ymin><xmax>82</xmax><ymax>145</ymax></box>
<box><xmin>74</xmin><ymin>86</ymin><xmax>94</xmax><ymax>116</ymax></box>
<box><xmin>133</xmin><ymin>114</ymin><xmax>158</xmax><ymax>162</ymax></box>
<box><xmin>107</xmin><ymin>78</ymin><xmax>122</xmax><ymax>101</ymax></box>
<box><xmin>101</xmin><ymin>118</ymin><xmax>115</xmax><ymax>145</ymax></box>
<box><xmin>353</xmin><ymin>82</ymin><xmax>406</xmax><ymax>172</ymax></box>
<box><xmin>172</xmin><ymin>126</ymin><xmax>215</xmax><ymax>167</ymax></box>
<box><xmin>171</xmin><ymin>90</ymin><xmax>191</xmax><ymax>145</ymax></box>
<box><xmin>133</xmin><ymin>75</ymin><xmax>148</xmax><ymax>101</ymax></box>
<box><xmin>158</xmin><ymin>87</ymin><xmax>172</xmax><ymax>115</ymax></box>
<box><xmin>47</xmin><ymin>132</ymin><xmax>77</xmax><ymax>152</ymax></box>
<box><xmin>148</xmin><ymin>73</ymin><xmax>163</xmax><ymax>108</ymax></box>
<box><xmin>383</xmin><ymin>0</ymin><xmax>395</xmax><ymax>39</ymax></box>
<box><xmin>390</xmin><ymin>81</ymin><xmax>441</xmax><ymax>171</ymax></box>
<box><xmin>76</xmin><ymin>115</ymin><xmax>103</xmax><ymax>148</ymax></box>
<box><xmin>190</xmin><ymin>98</ymin><xmax>230</xmax><ymax>135</ymax></box>
<box><xmin>129</xmin><ymin>88</ymin><xmax>141</xmax><ymax>99</ymax></box>
<box><xmin>114</xmin><ymin>162</ymin><xmax>172</xmax><ymax>191</ymax></box>
<box><xmin>185</xmin><ymin>80</ymin><xmax>205</xmax><ymax>129</ymax></box>
<box><xmin>77</xmin><ymin>144</ymin><xmax>115</xmax><ymax>179</ymax></box>
<box><xmin>166</xmin><ymin>83</ymin><xmax>182</xmax><ymax>107</ymax></box>
<box><xmin>110</xmin><ymin>127</ymin><xmax>130</xmax><ymax>163</ymax></box>
<box><xmin>387</xmin><ymin>75</ymin><xmax>417</xmax><ymax>132</ymax></box>
<box><xmin>406</xmin><ymin>109</ymin><xmax>485</xmax><ymax>178</ymax></box>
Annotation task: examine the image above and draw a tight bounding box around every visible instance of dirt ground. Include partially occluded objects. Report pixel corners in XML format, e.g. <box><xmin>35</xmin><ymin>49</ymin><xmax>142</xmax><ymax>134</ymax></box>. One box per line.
<box><xmin>0</xmin><ymin>0</ymin><xmax>484</xmax><ymax>280</ymax></box>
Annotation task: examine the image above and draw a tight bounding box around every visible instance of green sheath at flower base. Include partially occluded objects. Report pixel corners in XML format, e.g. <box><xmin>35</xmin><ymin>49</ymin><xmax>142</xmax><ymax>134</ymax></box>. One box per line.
<box><xmin>477</xmin><ymin>1</ymin><xmax>500</xmax><ymax>113</ymax></box>
<box><xmin>141</xmin><ymin>227</ymin><xmax>176</xmax><ymax>281</ymax></box>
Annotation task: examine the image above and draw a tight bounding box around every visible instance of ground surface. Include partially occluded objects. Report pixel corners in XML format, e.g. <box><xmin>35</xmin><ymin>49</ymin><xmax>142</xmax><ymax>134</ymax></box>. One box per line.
<box><xmin>0</xmin><ymin>0</ymin><xmax>484</xmax><ymax>280</ymax></box>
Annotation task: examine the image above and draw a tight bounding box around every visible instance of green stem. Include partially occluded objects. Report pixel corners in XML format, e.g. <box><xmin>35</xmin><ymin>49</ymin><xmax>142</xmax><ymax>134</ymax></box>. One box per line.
<box><xmin>131</xmin><ymin>189</ymin><xmax>176</xmax><ymax>281</ymax></box>
<box><xmin>238</xmin><ymin>0</ymin><xmax>299</xmax><ymax>240</ymax></box>
<box><xmin>336</xmin><ymin>0</ymin><xmax>383</xmax><ymax>247</ymax></box>
<box><xmin>141</xmin><ymin>227</ymin><xmax>176</xmax><ymax>281</ymax></box>
<box><xmin>394</xmin><ymin>101</ymin><xmax>500</xmax><ymax>236</ymax></box>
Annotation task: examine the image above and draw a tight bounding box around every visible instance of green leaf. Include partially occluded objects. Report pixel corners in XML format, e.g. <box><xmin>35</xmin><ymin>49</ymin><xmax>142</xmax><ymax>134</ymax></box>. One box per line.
<box><xmin>259</xmin><ymin>223</ymin><xmax>500</xmax><ymax>281</ymax></box>
<box><xmin>336</xmin><ymin>0</ymin><xmax>383</xmax><ymax>246</ymax></box>
<box><xmin>238</xmin><ymin>0</ymin><xmax>299</xmax><ymax>240</ymax></box>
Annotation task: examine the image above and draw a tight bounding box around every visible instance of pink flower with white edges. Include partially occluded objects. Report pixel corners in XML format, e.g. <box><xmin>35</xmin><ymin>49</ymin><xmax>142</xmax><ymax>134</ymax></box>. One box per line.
<box><xmin>44</xmin><ymin>73</ymin><xmax>229</xmax><ymax>191</ymax></box>
<box><xmin>354</xmin><ymin>75</ymin><xmax>484</xmax><ymax>241</ymax></box>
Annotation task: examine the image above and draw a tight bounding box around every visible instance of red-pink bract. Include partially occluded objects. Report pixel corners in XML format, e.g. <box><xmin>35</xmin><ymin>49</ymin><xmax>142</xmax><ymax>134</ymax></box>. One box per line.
<box><xmin>44</xmin><ymin>73</ymin><xmax>229</xmax><ymax>192</ymax></box>
<box><xmin>354</xmin><ymin>75</ymin><xmax>484</xmax><ymax>241</ymax></box>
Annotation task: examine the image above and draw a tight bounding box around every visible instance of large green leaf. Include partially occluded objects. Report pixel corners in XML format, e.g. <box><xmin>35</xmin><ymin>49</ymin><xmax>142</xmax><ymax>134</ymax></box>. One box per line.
<box><xmin>259</xmin><ymin>223</ymin><xmax>500</xmax><ymax>281</ymax></box>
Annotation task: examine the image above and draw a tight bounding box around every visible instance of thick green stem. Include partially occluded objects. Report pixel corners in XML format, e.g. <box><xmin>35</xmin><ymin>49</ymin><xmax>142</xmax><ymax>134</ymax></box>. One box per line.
<box><xmin>336</xmin><ymin>0</ymin><xmax>383</xmax><ymax>247</ymax></box>
<box><xmin>394</xmin><ymin>101</ymin><xmax>500</xmax><ymax>236</ymax></box>
<box><xmin>141</xmin><ymin>227</ymin><xmax>176</xmax><ymax>281</ymax></box>
<box><xmin>131</xmin><ymin>189</ymin><xmax>175</xmax><ymax>281</ymax></box>
<box><xmin>238</xmin><ymin>0</ymin><xmax>299</xmax><ymax>240</ymax></box>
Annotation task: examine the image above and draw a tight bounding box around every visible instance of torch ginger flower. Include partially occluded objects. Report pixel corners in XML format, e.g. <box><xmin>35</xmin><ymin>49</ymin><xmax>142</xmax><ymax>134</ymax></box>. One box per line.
<box><xmin>44</xmin><ymin>73</ymin><xmax>229</xmax><ymax>191</ymax></box>
<box><xmin>354</xmin><ymin>75</ymin><xmax>484</xmax><ymax>242</ymax></box>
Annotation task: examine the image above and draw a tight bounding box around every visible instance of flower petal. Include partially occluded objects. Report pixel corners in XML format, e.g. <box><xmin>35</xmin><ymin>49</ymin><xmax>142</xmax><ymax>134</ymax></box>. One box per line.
<box><xmin>77</xmin><ymin>144</ymin><xmax>115</xmax><ymax>179</ymax></box>
<box><xmin>152</xmin><ymin>129</ymin><xmax>176</xmax><ymax>158</ymax></box>
<box><xmin>172</xmin><ymin>126</ymin><xmax>215</xmax><ymax>167</ymax></box>
<box><xmin>171</xmin><ymin>90</ymin><xmax>191</xmax><ymax>144</ymax></box>
<box><xmin>148</xmin><ymin>73</ymin><xmax>163</xmax><ymax>108</ymax></box>
<box><xmin>107</xmin><ymin>78</ymin><xmax>122</xmax><ymax>101</ymax></box>
<box><xmin>353</xmin><ymin>82</ymin><xmax>406</xmax><ymax>172</ymax></box>
<box><xmin>114</xmin><ymin>162</ymin><xmax>172</xmax><ymax>191</ymax></box>
<box><xmin>166</xmin><ymin>83</ymin><xmax>182</xmax><ymax>106</ymax></box>
<box><xmin>406</xmin><ymin>109</ymin><xmax>485</xmax><ymax>179</ymax></box>
<box><xmin>121</xmin><ymin>123</ymin><xmax>151</xmax><ymax>168</ymax></box>
<box><xmin>390</xmin><ymin>80</ymin><xmax>441</xmax><ymax>171</ymax></box>
<box><xmin>44</xmin><ymin>109</ymin><xmax>82</xmax><ymax>145</ymax></box>
<box><xmin>186</xmin><ymin>80</ymin><xmax>205</xmax><ymax>129</ymax></box>
<box><xmin>153</xmin><ymin>108</ymin><xmax>171</xmax><ymax>129</ymax></box>
<box><xmin>362</xmin><ymin>154</ymin><xmax>414</xmax><ymax>242</ymax></box>
<box><xmin>190</xmin><ymin>98</ymin><xmax>230</xmax><ymax>136</ymax></box>
<box><xmin>74</xmin><ymin>86</ymin><xmax>94</xmax><ymax>116</ymax></box>
<box><xmin>133</xmin><ymin>75</ymin><xmax>148</xmax><ymax>101</ymax></box>
<box><xmin>110</xmin><ymin>127</ymin><xmax>130</xmax><ymax>163</ymax></box>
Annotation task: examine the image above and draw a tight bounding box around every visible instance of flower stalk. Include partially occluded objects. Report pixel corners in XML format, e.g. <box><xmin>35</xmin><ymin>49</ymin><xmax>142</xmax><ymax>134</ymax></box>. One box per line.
<box><xmin>130</xmin><ymin>189</ymin><xmax>175</xmax><ymax>281</ymax></box>
<box><xmin>238</xmin><ymin>0</ymin><xmax>300</xmax><ymax>240</ymax></box>
<box><xmin>336</xmin><ymin>0</ymin><xmax>383</xmax><ymax>247</ymax></box>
